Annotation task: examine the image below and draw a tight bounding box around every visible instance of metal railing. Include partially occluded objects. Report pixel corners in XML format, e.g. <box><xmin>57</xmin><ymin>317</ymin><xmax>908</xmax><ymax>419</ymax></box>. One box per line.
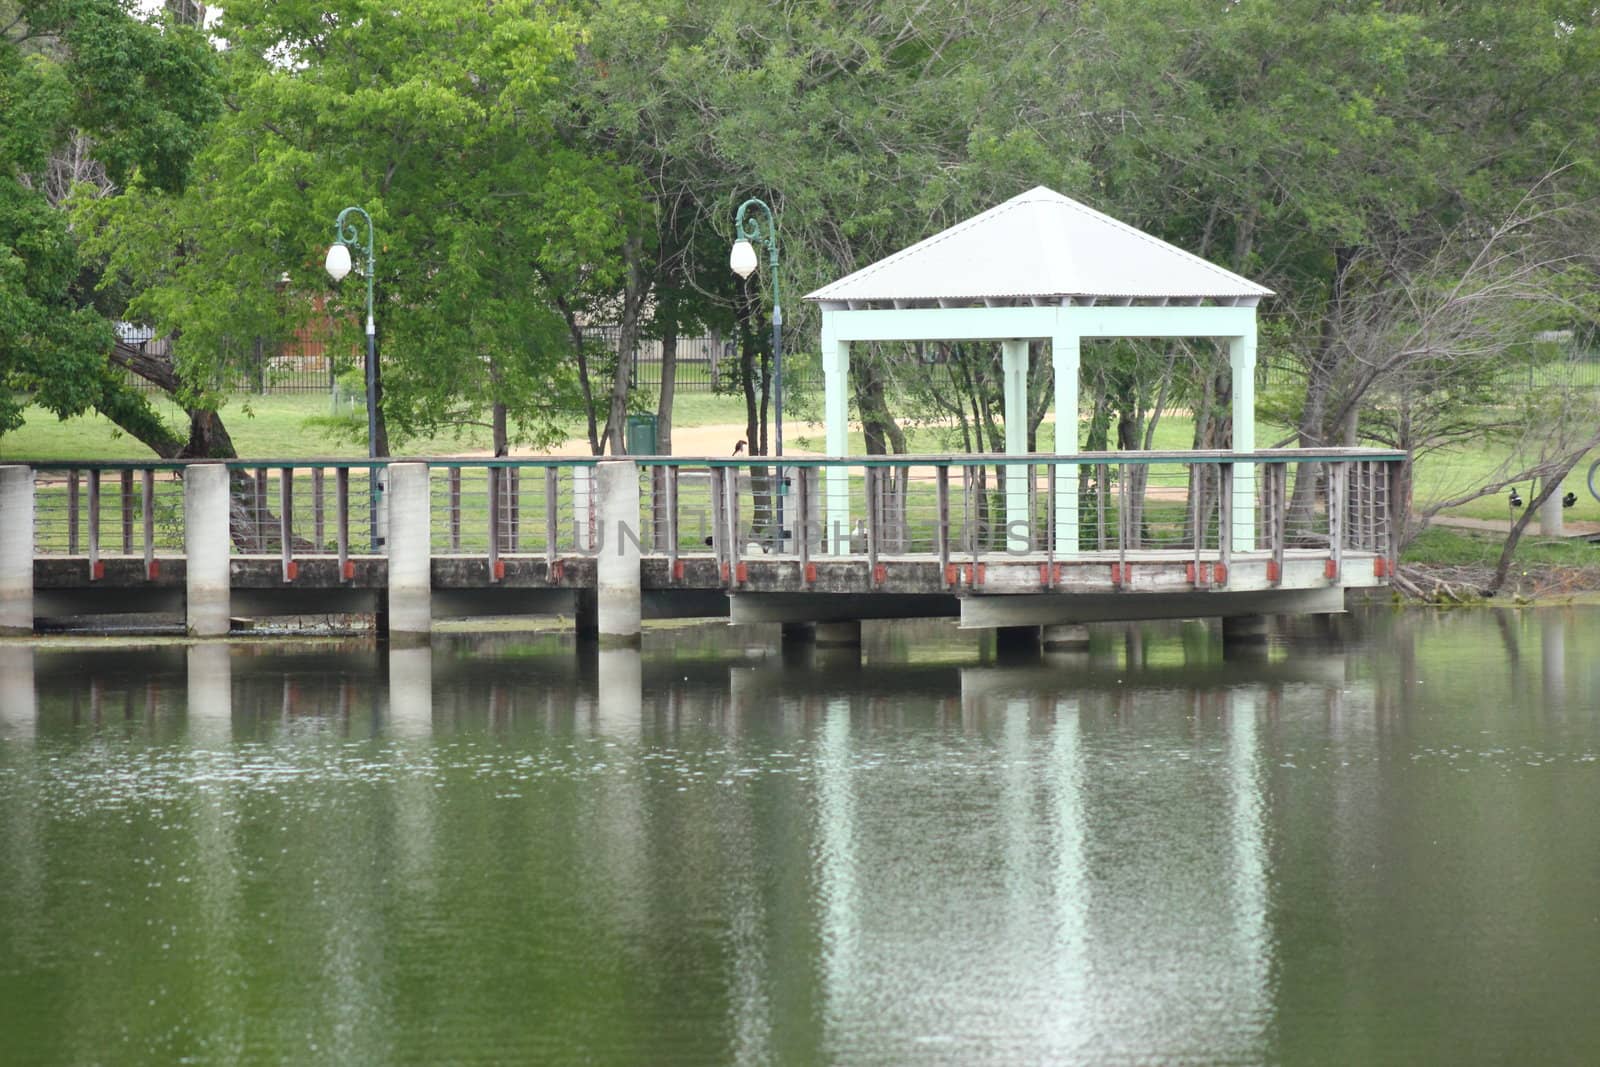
<box><xmin>24</xmin><ymin>450</ymin><xmax>1404</xmax><ymax>584</ymax></box>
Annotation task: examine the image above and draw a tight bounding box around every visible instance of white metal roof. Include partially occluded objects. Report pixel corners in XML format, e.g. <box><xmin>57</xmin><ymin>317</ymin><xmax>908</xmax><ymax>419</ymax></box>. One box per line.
<box><xmin>804</xmin><ymin>186</ymin><xmax>1272</xmax><ymax>306</ymax></box>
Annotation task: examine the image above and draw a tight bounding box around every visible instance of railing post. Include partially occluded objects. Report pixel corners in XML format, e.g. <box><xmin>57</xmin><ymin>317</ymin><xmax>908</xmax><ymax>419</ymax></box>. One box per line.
<box><xmin>545</xmin><ymin>467</ymin><xmax>559</xmax><ymax>564</ymax></box>
<box><xmin>387</xmin><ymin>462</ymin><xmax>432</xmax><ymax>638</ymax></box>
<box><xmin>312</xmin><ymin>467</ymin><xmax>326</xmax><ymax>551</ymax></box>
<box><xmin>1189</xmin><ymin>460</ymin><xmax>1204</xmax><ymax>576</ymax></box>
<box><xmin>87</xmin><ymin>471</ymin><xmax>101</xmax><ymax>579</ymax></box>
<box><xmin>487</xmin><ymin>466</ymin><xmax>501</xmax><ymax>582</ymax></box>
<box><xmin>1219</xmin><ymin>462</ymin><xmax>1234</xmax><ymax>579</ymax></box>
<box><xmin>667</xmin><ymin>465</ymin><xmax>681</xmax><ymax>576</ymax></box>
<box><xmin>279</xmin><ymin>467</ymin><xmax>295</xmax><ymax>581</ymax></box>
<box><xmin>709</xmin><ymin>465</ymin><xmax>726</xmax><ymax>574</ymax></box>
<box><xmin>865</xmin><ymin>466</ymin><xmax>880</xmax><ymax>574</ymax></box>
<box><xmin>0</xmin><ymin>467</ymin><xmax>33</xmax><ymax>634</ymax></box>
<box><xmin>141</xmin><ymin>469</ymin><xmax>155</xmax><ymax>579</ymax></box>
<box><xmin>724</xmin><ymin>466</ymin><xmax>741</xmax><ymax>581</ymax></box>
<box><xmin>1117</xmin><ymin>462</ymin><xmax>1129</xmax><ymax>578</ymax></box>
<box><xmin>253</xmin><ymin>466</ymin><xmax>268</xmax><ymax>550</ymax></box>
<box><xmin>336</xmin><ymin>467</ymin><xmax>351</xmax><ymax>579</ymax></box>
<box><xmin>67</xmin><ymin>470</ymin><xmax>80</xmax><ymax>554</ymax></box>
<box><xmin>185</xmin><ymin>463</ymin><xmax>231</xmax><ymax>636</ymax></box>
<box><xmin>1329</xmin><ymin>461</ymin><xmax>1345</xmax><ymax>577</ymax></box>
<box><xmin>1270</xmin><ymin>462</ymin><xmax>1286</xmax><ymax>585</ymax></box>
<box><xmin>507</xmin><ymin>467</ymin><xmax>520</xmax><ymax>553</ymax></box>
<box><xmin>936</xmin><ymin>465</ymin><xmax>950</xmax><ymax>580</ymax></box>
<box><xmin>448</xmin><ymin>467</ymin><xmax>461</xmax><ymax>552</ymax></box>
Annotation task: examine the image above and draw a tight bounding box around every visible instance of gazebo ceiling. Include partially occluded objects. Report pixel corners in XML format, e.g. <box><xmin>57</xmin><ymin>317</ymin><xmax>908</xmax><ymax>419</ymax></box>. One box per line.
<box><xmin>805</xmin><ymin>186</ymin><xmax>1272</xmax><ymax>310</ymax></box>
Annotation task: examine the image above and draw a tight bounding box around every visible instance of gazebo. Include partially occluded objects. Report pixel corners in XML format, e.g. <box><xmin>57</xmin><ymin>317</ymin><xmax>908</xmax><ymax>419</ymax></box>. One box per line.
<box><xmin>803</xmin><ymin>186</ymin><xmax>1272</xmax><ymax>554</ymax></box>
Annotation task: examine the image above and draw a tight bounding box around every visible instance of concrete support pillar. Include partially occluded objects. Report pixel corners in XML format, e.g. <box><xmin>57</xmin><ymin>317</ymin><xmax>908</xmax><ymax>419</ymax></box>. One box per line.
<box><xmin>185</xmin><ymin>463</ymin><xmax>231</xmax><ymax>637</ymax></box>
<box><xmin>1052</xmin><ymin>331</ymin><xmax>1081</xmax><ymax>554</ymax></box>
<box><xmin>387</xmin><ymin>644</ymin><xmax>434</xmax><ymax>738</ymax></box>
<box><xmin>996</xmin><ymin>624</ymin><xmax>1041</xmax><ymax>664</ymax></box>
<box><xmin>1222</xmin><ymin>614</ymin><xmax>1270</xmax><ymax>645</ymax></box>
<box><xmin>1538</xmin><ymin>491</ymin><xmax>1564</xmax><ymax>537</ymax></box>
<box><xmin>814</xmin><ymin>619</ymin><xmax>861</xmax><ymax>648</ymax></box>
<box><xmin>1223</xmin><ymin>614</ymin><xmax>1270</xmax><ymax>641</ymax></box>
<box><xmin>596</xmin><ymin>459</ymin><xmax>642</xmax><ymax>646</ymax></box>
<box><xmin>1229</xmin><ymin>330</ymin><xmax>1257</xmax><ymax>552</ymax></box>
<box><xmin>1043</xmin><ymin>623</ymin><xmax>1090</xmax><ymax>651</ymax></box>
<box><xmin>1001</xmin><ymin>340</ymin><xmax>1030</xmax><ymax>552</ymax></box>
<box><xmin>821</xmin><ymin>318</ymin><xmax>851</xmax><ymax>554</ymax></box>
<box><xmin>386</xmin><ymin>462</ymin><xmax>432</xmax><ymax>639</ymax></box>
<box><xmin>0</xmin><ymin>466</ymin><xmax>33</xmax><ymax>634</ymax></box>
<box><xmin>574</xmin><ymin>589</ymin><xmax>598</xmax><ymax>641</ymax></box>
<box><xmin>781</xmin><ymin>621</ymin><xmax>816</xmax><ymax>645</ymax></box>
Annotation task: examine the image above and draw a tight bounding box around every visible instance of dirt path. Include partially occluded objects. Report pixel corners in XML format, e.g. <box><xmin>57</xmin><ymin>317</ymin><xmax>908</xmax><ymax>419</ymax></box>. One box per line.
<box><xmin>1431</xmin><ymin>514</ymin><xmax>1600</xmax><ymax>538</ymax></box>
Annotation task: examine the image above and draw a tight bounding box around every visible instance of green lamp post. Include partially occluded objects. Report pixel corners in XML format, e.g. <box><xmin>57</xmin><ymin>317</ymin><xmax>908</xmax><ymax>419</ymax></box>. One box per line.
<box><xmin>730</xmin><ymin>197</ymin><xmax>785</xmax><ymax>547</ymax></box>
<box><xmin>325</xmin><ymin>206</ymin><xmax>382</xmax><ymax>549</ymax></box>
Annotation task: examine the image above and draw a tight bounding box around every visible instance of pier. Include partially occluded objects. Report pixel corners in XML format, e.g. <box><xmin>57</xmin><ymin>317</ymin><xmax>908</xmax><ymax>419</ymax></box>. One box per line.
<box><xmin>3</xmin><ymin>449</ymin><xmax>1403</xmax><ymax>640</ymax></box>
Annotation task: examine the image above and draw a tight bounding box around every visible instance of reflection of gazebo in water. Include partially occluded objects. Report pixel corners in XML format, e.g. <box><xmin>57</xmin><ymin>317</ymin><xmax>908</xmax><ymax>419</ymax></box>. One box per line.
<box><xmin>803</xmin><ymin>186</ymin><xmax>1272</xmax><ymax>554</ymax></box>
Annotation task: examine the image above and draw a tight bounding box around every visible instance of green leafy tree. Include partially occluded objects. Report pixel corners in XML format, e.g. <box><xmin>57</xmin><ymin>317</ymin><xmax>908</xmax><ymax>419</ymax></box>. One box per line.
<box><xmin>1</xmin><ymin>0</ymin><xmax>216</xmax><ymax>441</ymax></box>
<box><xmin>81</xmin><ymin>0</ymin><xmax>641</xmax><ymax>457</ymax></box>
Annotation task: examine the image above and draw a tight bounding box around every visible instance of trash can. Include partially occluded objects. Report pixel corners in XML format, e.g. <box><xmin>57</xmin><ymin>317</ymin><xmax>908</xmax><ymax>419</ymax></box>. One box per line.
<box><xmin>625</xmin><ymin>413</ymin><xmax>658</xmax><ymax>456</ymax></box>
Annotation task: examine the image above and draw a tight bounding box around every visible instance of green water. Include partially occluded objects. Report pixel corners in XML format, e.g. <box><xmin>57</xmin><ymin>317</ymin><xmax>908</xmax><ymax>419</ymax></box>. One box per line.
<box><xmin>2</xmin><ymin>609</ymin><xmax>1598</xmax><ymax>1065</ymax></box>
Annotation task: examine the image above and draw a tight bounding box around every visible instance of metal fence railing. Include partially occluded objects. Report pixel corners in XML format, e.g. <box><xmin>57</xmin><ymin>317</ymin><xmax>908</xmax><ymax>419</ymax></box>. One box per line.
<box><xmin>116</xmin><ymin>325</ymin><xmax>822</xmax><ymax>397</ymax></box>
<box><xmin>23</xmin><ymin>451</ymin><xmax>1404</xmax><ymax>589</ymax></box>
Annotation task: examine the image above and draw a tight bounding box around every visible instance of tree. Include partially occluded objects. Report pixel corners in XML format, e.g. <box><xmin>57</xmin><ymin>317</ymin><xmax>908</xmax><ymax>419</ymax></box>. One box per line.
<box><xmin>1</xmin><ymin>0</ymin><xmax>216</xmax><ymax>442</ymax></box>
<box><xmin>80</xmin><ymin>0</ymin><xmax>639</xmax><ymax>458</ymax></box>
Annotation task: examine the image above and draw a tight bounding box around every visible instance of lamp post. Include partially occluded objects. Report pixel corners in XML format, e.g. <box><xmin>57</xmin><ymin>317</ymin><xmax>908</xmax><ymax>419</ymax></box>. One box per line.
<box><xmin>730</xmin><ymin>197</ymin><xmax>783</xmax><ymax>547</ymax></box>
<box><xmin>325</xmin><ymin>206</ymin><xmax>381</xmax><ymax>549</ymax></box>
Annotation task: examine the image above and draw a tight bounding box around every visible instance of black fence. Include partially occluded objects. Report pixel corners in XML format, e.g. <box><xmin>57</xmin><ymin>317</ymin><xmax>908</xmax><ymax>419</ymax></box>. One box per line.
<box><xmin>1258</xmin><ymin>351</ymin><xmax>1600</xmax><ymax>395</ymax></box>
<box><xmin>116</xmin><ymin>324</ymin><xmax>819</xmax><ymax>397</ymax></box>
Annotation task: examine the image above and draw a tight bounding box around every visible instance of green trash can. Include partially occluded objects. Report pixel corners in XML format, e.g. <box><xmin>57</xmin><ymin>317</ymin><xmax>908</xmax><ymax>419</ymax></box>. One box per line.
<box><xmin>625</xmin><ymin>412</ymin><xmax>658</xmax><ymax>456</ymax></box>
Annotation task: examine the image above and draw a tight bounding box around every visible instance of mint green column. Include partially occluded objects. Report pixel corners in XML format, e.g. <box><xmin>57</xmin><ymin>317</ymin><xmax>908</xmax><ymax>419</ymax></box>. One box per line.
<box><xmin>1052</xmin><ymin>331</ymin><xmax>1080</xmax><ymax>554</ymax></box>
<box><xmin>1229</xmin><ymin>328</ymin><xmax>1257</xmax><ymax>552</ymax></box>
<box><xmin>1001</xmin><ymin>340</ymin><xmax>1030</xmax><ymax>551</ymax></box>
<box><xmin>821</xmin><ymin>318</ymin><xmax>851</xmax><ymax>554</ymax></box>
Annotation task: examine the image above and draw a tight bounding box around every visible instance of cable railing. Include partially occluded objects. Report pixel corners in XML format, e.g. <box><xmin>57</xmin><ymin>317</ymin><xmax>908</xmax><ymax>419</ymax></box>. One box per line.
<box><xmin>22</xmin><ymin>450</ymin><xmax>1404</xmax><ymax>586</ymax></box>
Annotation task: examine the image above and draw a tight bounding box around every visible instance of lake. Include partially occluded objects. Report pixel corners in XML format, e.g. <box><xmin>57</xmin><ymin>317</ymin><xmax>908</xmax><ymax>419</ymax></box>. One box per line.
<box><xmin>2</xmin><ymin>608</ymin><xmax>1598</xmax><ymax>1065</ymax></box>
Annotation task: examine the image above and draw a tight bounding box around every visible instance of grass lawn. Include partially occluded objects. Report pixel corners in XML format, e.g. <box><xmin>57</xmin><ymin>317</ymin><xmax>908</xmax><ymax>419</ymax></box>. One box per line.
<box><xmin>4</xmin><ymin>391</ymin><xmax>1597</xmax><ymax>531</ymax></box>
<box><xmin>1403</xmin><ymin>525</ymin><xmax>1600</xmax><ymax>569</ymax></box>
<box><xmin>1411</xmin><ymin>439</ymin><xmax>1600</xmax><ymax>526</ymax></box>
<box><xmin>0</xmin><ymin>392</ymin><xmax>756</xmax><ymax>463</ymax></box>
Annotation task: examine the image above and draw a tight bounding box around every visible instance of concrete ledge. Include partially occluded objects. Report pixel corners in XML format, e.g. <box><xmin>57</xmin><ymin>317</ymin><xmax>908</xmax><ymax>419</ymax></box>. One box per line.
<box><xmin>959</xmin><ymin>586</ymin><xmax>1345</xmax><ymax>628</ymax></box>
<box><xmin>730</xmin><ymin>592</ymin><xmax>960</xmax><ymax>624</ymax></box>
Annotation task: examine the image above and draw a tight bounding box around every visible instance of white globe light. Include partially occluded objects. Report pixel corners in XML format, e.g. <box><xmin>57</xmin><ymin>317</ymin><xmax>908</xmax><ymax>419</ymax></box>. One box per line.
<box><xmin>325</xmin><ymin>242</ymin><xmax>353</xmax><ymax>282</ymax></box>
<box><xmin>729</xmin><ymin>239</ymin><xmax>758</xmax><ymax>279</ymax></box>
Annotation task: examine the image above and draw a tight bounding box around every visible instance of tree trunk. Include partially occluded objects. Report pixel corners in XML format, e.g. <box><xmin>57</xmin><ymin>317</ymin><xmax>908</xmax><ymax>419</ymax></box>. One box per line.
<box><xmin>106</xmin><ymin>341</ymin><xmax>235</xmax><ymax>459</ymax></box>
<box><xmin>1484</xmin><ymin>459</ymin><xmax>1579</xmax><ymax>596</ymax></box>
<box><xmin>606</xmin><ymin>235</ymin><xmax>647</xmax><ymax>455</ymax></box>
<box><xmin>652</xmin><ymin>321</ymin><xmax>678</xmax><ymax>551</ymax></box>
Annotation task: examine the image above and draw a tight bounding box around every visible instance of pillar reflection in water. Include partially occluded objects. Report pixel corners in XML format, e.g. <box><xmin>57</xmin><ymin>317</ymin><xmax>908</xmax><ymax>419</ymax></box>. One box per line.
<box><xmin>185</xmin><ymin>643</ymin><xmax>232</xmax><ymax>747</ymax></box>
<box><xmin>595</xmin><ymin>646</ymin><xmax>643</xmax><ymax>740</ymax></box>
<box><xmin>1542</xmin><ymin>612</ymin><xmax>1567</xmax><ymax>714</ymax></box>
<box><xmin>386</xmin><ymin>645</ymin><xmax>434</xmax><ymax>739</ymax></box>
<box><xmin>0</xmin><ymin>645</ymin><xmax>36</xmax><ymax>743</ymax></box>
<box><xmin>816</xmin><ymin>695</ymin><xmax>859</xmax><ymax>1057</ymax></box>
<box><xmin>1227</xmin><ymin>688</ymin><xmax>1272</xmax><ymax>1046</ymax></box>
<box><xmin>1049</xmin><ymin>696</ymin><xmax>1092</xmax><ymax>1056</ymax></box>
